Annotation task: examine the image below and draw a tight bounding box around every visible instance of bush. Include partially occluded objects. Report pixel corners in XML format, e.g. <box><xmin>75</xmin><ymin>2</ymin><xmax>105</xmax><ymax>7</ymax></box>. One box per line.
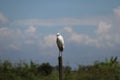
<box><xmin>37</xmin><ymin>63</ymin><xmax>53</xmax><ymax>76</ymax></box>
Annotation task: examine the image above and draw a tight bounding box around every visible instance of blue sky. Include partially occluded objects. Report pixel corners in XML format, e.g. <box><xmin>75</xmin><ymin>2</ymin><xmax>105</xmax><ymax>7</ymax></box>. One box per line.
<box><xmin>0</xmin><ymin>0</ymin><xmax>120</xmax><ymax>68</ymax></box>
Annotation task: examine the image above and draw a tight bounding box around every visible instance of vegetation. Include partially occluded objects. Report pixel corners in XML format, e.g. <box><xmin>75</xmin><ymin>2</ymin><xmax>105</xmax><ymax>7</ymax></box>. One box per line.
<box><xmin>0</xmin><ymin>57</ymin><xmax>120</xmax><ymax>80</ymax></box>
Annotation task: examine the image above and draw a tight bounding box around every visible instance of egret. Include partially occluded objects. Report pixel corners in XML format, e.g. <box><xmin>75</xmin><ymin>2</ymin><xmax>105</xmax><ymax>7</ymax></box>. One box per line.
<box><xmin>56</xmin><ymin>33</ymin><xmax>64</xmax><ymax>57</ymax></box>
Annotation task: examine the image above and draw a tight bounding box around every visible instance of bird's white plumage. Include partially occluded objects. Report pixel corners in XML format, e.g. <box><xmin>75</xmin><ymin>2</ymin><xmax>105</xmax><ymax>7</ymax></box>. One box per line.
<box><xmin>56</xmin><ymin>33</ymin><xmax>64</xmax><ymax>53</ymax></box>
<box><xmin>58</xmin><ymin>35</ymin><xmax>64</xmax><ymax>48</ymax></box>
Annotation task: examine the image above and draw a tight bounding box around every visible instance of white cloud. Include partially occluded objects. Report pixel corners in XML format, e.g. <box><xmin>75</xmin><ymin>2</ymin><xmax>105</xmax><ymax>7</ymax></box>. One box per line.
<box><xmin>0</xmin><ymin>12</ymin><xmax>8</xmax><ymax>24</ymax></box>
<box><xmin>92</xmin><ymin>6</ymin><xmax>120</xmax><ymax>48</ymax></box>
<box><xmin>114</xmin><ymin>34</ymin><xmax>120</xmax><ymax>44</ymax></box>
<box><xmin>70</xmin><ymin>33</ymin><xmax>83</xmax><ymax>43</ymax></box>
<box><xmin>16</xmin><ymin>17</ymin><xmax>100</xmax><ymax>27</ymax></box>
<box><xmin>0</xmin><ymin>27</ymin><xmax>23</xmax><ymax>51</ymax></box>
<box><xmin>72</xmin><ymin>33</ymin><xmax>98</xmax><ymax>46</ymax></box>
<box><xmin>0</xmin><ymin>26</ymin><xmax>38</xmax><ymax>49</ymax></box>
<box><xmin>0</xmin><ymin>27</ymin><xmax>9</xmax><ymax>36</ymax></box>
<box><xmin>26</xmin><ymin>26</ymin><xmax>36</xmax><ymax>33</ymax></box>
<box><xmin>0</xmin><ymin>6</ymin><xmax>120</xmax><ymax>50</ymax></box>
<box><xmin>64</xmin><ymin>27</ymin><xmax>73</xmax><ymax>33</ymax></box>
<box><xmin>44</xmin><ymin>34</ymin><xmax>56</xmax><ymax>48</ymax></box>
<box><xmin>0</xmin><ymin>26</ymin><xmax>56</xmax><ymax>51</ymax></box>
<box><xmin>95</xmin><ymin>21</ymin><xmax>114</xmax><ymax>47</ymax></box>
<box><xmin>62</xmin><ymin>7</ymin><xmax>120</xmax><ymax>48</ymax></box>
<box><xmin>96</xmin><ymin>21</ymin><xmax>111</xmax><ymax>34</ymax></box>
<box><xmin>63</xmin><ymin>27</ymin><xmax>99</xmax><ymax>47</ymax></box>
<box><xmin>95</xmin><ymin>21</ymin><xmax>112</xmax><ymax>43</ymax></box>
<box><xmin>0</xmin><ymin>27</ymin><xmax>22</xmax><ymax>40</ymax></box>
<box><xmin>114</xmin><ymin>6</ymin><xmax>120</xmax><ymax>17</ymax></box>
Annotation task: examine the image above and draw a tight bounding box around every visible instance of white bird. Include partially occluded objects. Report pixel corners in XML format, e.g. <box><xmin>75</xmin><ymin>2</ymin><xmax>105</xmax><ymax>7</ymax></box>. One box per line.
<box><xmin>56</xmin><ymin>33</ymin><xmax>64</xmax><ymax>56</ymax></box>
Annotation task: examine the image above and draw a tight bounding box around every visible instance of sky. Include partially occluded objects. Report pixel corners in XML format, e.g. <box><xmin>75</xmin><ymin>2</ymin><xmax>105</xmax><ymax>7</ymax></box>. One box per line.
<box><xmin>0</xmin><ymin>0</ymin><xmax>120</xmax><ymax>68</ymax></box>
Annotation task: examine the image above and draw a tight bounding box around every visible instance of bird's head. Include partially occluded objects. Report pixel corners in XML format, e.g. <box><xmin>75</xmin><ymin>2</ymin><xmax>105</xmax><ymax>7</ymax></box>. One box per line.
<box><xmin>56</xmin><ymin>33</ymin><xmax>60</xmax><ymax>36</ymax></box>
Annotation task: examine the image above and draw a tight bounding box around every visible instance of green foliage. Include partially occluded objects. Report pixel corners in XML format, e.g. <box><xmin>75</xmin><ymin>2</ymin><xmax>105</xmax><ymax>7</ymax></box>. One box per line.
<box><xmin>37</xmin><ymin>63</ymin><xmax>53</xmax><ymax>76</ymax></box>
<box><xmin>0</xmin><ymin>57</ymin><xmax>120</xmax><ymax>80</ymax></box>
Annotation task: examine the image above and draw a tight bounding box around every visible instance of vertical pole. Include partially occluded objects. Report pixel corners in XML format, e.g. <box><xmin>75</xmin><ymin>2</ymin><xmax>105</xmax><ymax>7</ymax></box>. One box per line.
<box><xmin>58</xmin><ymin>56</ymin><xmax>63</xmax><ymax>80</ymax></box>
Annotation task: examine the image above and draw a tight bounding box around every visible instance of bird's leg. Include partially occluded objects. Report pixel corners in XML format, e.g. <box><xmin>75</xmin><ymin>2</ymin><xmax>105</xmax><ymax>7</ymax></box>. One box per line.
<box><xmin>61</xmin><ymin>52</ymin><xmax>62</xmax><ymax>57</ymax></box>
<box><xmin>59</xmin><ymin>51</ymin><xmax>60</xmax><ymax>57</ymax></box>
<box><xmin>59</xmin><ymin>51</ymin><xmax>62</xmax><ymax>57</ymax></box>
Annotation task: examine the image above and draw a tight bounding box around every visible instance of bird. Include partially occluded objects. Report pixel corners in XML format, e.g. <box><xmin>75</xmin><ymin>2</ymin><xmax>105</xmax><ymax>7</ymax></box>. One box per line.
<box><xmin>56</xmin><ymin>33</ymin><xmax>64</xmax><ymax>57</ymax></box>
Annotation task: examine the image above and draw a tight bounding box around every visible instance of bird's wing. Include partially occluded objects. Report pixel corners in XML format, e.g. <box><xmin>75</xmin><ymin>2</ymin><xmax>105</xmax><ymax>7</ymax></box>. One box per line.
<box><xmin>56</xmin><ymin>35</ymin><xmax>64</xmax><ymax>51</ymax></box>
<box><xmin>59</xmin><ymin>35</ymin><xmax>64</xmax><ymax>48</ymax></box>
